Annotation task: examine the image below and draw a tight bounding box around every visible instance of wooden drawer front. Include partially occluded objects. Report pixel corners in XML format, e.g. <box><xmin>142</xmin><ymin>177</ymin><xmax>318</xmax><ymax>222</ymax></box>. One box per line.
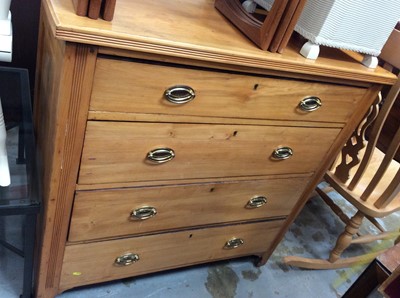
<box><xmin>69</xmin><ymin>176</ymin><xmax>309</xmax><ymax>241</ymax></box>
<box><xmin>90</xmin><ymin>58</ymin><xmax>366</xmax><ymax>123</ymax></box>
<box><xmin>78</xmin><ymin>121</ymin><xmax>340</xmax><ymax>185</ymax></box>
<box><xmin>61</xmin><ymin>220</ymin><xmax>283</xmax><ymax>289</ymax></box>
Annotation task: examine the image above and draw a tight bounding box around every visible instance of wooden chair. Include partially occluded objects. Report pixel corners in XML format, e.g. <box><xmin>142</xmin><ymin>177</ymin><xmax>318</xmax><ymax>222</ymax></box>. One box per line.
<box><xmin>283</xmin><ymin>26</ymin><xmax>400</xmax><ymax>269</ymax></box>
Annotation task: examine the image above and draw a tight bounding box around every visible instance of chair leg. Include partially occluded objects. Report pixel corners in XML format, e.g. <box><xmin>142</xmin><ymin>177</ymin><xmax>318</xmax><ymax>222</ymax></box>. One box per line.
<box><xmin>329</xmin><ymin>211</ymin><xmax>365</xmax><ymax>263</ymax></box>
<box><xmin>395</xmin><ymin>229</ymin><xmax>400</xmax><ymax>245</ymax></box>
<box><xmin>283</xmin><ymin>249</ymin><xmax>384</xmax><ymax>270</ymax></box>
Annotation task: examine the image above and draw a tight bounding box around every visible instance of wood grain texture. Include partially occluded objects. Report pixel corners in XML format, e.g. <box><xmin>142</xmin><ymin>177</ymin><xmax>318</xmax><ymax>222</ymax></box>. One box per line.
<box><xmin>98</xmin><ymin>47</ymin><xmax>374</xmax><ymax>87</ymax></box>
<box><xmin>276</xmin><ymin>0</ymin><xmax>308</xmax><ymax>53</ymax></box>
<box><xmin>258</xmin><ymin>84</ymin><xmax>383</xmax><ymax>266</ymax></box>
<box><xmin>34</xmin><ymin>14</ymin><xmax>66</xmax><ymax>297</ymax></box>
<box><xmin>34</xmin><ymin>9</ymin><xmax>98</xmax><ymax>297</ymax></box>
<box><xmin>42</xmin><ymin>0</ymin><xmax>396</xmax><ymax>85</ymax></box>
<box><xmin>379</xmin><ymin>96</ymin><xmax>400</xmax><ymax>161</ymax></box>
<box><xmin>348</xmin><ymin>80</ymin><xmax>400</xmax><ymax>192</ymax></box>
<box><xmin>379</xmin><ymin>265</ymin><xmax>400</xmax><ymax>298</ymax></box>
<box><xmin>283</xmin><ymin>249</ymin><xmax>385</xmax><ymax>269</ymax></box>
<box><xmin>75</xmin><ymin>172</ymin><xmax>313</xmax><ymax>191</ymax></box>
<box><xmin>91</xmin><ymin>57</ymin><xmax>367</xmax><ymax>124</ymax></box>
<box><xmin>35</xmin><ymin>0</ymin><xmax>396</xmax><ymax>295</ymax></box>
<box><xmin>61</xmin><ymin>220</ymin><xmax>284</xmax><ymax>291</ymax></box>
<box><xmin>322</xmin><ymin>78</ymin><xmax>400</xmax><ymax>218</ymax></box>
<box><xmin>378</xmin><ymin>28</ymin><xmax>400</xmax><ymax>160</ymax></box>
<box><xmin>214</xmin><ymin>0</ymin><xmax>289</xmax><ymax>50</ymax></box>
<box><xmin>380</xmin><ymin>28</ymin><xmax>400</xmax><ymax>70</ymax></box>
<box><xmin>69</xmin><ymin>176</ymin><xmax>309</xmax><ymax>241</ymax></box>
<box><xmin>329</xmin><ymin>211</ymin><xmax>365</xmax><ymax>263</ymax></box>
<box><xmin>280</xmin><ymin>64</ymin><xmax>400</xmax><ymax>269</ymax></box>
<box><xmin>71</xmin><ymin>0</ymin><xmax>89</xmax><ymax>16</ymax></box>
<box><xmin>87</xmin><ymin>111</ymin><xmax>345</xmax><ymax>129</ymax></box>
<box><xmin>378</xmin><ymin>242</ymin><xmax>400</xmax><ymax>273</ymax></box>
<box><xmin>78</xmin><ymin>122</ymin><xmax>340</xmax><ymax>185</ymax></box>
<box><xmin>269</xmin><ymin>0</ymin><xmax>299</xmax><ymax>53</ymax></box>
<box><xmin>101</xmin><ymin>0</ymin><xmax>116</xmax><ymax>21</ymax></box>
<box><xmin>87</xmin><ymin>0</ymin><xmax>101</xmax><ymax>19</ymax></box>
<box><xmin>334</xmin><ymin>95</ymin><xmax>382</xmax><ymax>183</ymax></box>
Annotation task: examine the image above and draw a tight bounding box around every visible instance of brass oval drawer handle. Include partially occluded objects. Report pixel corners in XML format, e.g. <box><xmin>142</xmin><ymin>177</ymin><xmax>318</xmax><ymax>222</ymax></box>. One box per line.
<box><xmin>114</xmin><ymin>253</ymin><xmax>140</xmax><ymax>266</ymax></box>
<box><xmin>164</xmin><ymin>85</ymin><xmax>196</xmax><ymax>104</ymax></box>
<box><xmin>299</xmin><ymin>96</ymin><xmax>322</xmax><ymax>112</ymax></box>
<box><xmin>147</xmin><ymin>148</ymin><xmax>175</xmax><ymax>164</ymax></box>
<box><xmin>131</xmin><ymin>206</ymin><xmax>157</xmax><ymax>220</ymax></box>
<box><xmin>224</xmin><ymin>238</ymin><xmax>244</xmax><ymax>249</ymax></box>
<box><xmin>246</xmin><ymin>196</ymin><xmax>267</xmax><ymax>208</ymax></box>
<box><xmin>272</xmin><ymin>147</ymin><xmax>293</xmax><ymax>160</ymax></box>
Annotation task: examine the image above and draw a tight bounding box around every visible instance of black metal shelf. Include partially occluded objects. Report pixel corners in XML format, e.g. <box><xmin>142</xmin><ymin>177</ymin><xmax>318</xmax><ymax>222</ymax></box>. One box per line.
<box><xmin>0</xmin><ymin>66</ymin><xmax>41</xmax><ymax>298</ymax></box>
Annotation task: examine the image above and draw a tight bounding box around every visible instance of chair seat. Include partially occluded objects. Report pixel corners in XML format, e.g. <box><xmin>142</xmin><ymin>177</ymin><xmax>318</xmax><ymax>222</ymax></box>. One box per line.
<box><xmin>284</xmin><ymin>24</ymin><xmax>400</xmax><ymax>270</ymax></box>
<box><xmin>326</xmin><ymin>148</ymin><xmax>400</xmax><ymax>218</ymax></box>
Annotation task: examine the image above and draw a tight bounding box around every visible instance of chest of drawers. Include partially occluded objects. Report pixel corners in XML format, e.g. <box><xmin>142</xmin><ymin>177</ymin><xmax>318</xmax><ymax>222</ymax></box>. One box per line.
<box><xmin>33</xmin><ymin>0</ymin><xmax>396</xmax><ymax>297</ymax></box>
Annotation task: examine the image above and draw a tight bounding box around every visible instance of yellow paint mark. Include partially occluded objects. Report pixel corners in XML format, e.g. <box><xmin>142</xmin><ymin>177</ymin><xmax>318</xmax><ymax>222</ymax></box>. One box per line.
<box><xmin>72</xmin><ymin>272</ymin><xmax>82</xmax><ymax>276</ymax></box>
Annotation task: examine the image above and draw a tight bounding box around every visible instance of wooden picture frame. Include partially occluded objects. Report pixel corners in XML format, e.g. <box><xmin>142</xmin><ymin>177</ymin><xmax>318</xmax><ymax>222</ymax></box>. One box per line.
<box><xmin>269</xmin><ymin>0</ymin><xmax>307</xmax><ymax>53</ymax></box>
<box><xmin>214</xmin><ymin>0</ymin><xmax>289</xmax><ymax>50</ymax></box>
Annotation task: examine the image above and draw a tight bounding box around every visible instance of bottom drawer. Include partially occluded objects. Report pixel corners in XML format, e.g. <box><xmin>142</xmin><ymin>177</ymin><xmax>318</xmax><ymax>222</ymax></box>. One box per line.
<box><xmin>60</xmin><ymin>220</ymin><xmax>284</xmax><ymax>290</ymax></box>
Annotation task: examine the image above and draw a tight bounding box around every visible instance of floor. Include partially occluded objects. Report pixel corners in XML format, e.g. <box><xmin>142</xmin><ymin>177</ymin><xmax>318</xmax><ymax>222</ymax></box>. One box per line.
<box><xmin>1</xmin><ymin>128</ymin><xmax>399</xmax><ymax>298</ymax></box>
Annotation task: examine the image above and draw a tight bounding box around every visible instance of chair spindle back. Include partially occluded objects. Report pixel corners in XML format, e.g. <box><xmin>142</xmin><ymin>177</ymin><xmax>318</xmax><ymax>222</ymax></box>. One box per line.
<box><xmin>332</xmin><ymin>26</ymin><xmax>400</xmax><ymax>209</ymax></box>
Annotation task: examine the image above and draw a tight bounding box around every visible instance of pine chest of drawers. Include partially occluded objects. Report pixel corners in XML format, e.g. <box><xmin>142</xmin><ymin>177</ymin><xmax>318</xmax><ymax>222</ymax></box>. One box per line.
<box><xmin>34</xmin><ymin>0</ymin><xmax>396</xmax><ymax>297</ymax></box>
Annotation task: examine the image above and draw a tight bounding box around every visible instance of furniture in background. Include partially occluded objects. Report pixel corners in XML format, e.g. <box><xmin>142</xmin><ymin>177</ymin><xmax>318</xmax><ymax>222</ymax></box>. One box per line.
<box><xmin>292</xmin><ymin>0</ymin><xmax>400</xmax><ymax>68</ymax></box>
<box><xmin>268</xmin><ymin>0</ymin><xmax>307</xmax><ymax>53</ymax></box>
<box><xmin>0</xmin><ymin>0</ymin><xmax>12</xmax><ymax>62</ymax></box>
<box><xmin>246</xmin><ymin>0</ymin><xmax>400</xmax><ymax>68</ymax></box>
<box><xmin>379</xmin><ymin>265</ymin><xmax>400</xmax><ymax>297</ymax></box>
<box><xmin>215</xmin><ymin>0</ymin><xmax>289</xmax><ymax>50</ymax></box>
<box><xmin>343</xmin><ymin>242</ymin><xmax>400</xmax><ymax>298</ymax></box>
<box><xmin>378</xmin><ymin>87</ymin><xmax>400</xmax><ymax>162</ymax></box>
<box><xmin>0</xmin><ymin>0</ymin><xmax>40</xmax><ymax>100</ymax></box>
<box><xmin>0</xmin><ymin>67</ymin><xmax>40</xmax><ymax>298</ymax></box>
<box><xmin>0</xmin><ymin>0</ymin><xmax>12</xmax><ymax>185</ymax></box>
<box><xmin>284</xmin><ymin>25</ymin><xmax>400</xmax><ymax>269</ymax></box>
<box><xmin>378</xmin><ymin>23</ymin><xmax>400</xmax><ymax>162</ymax></box>
<box><xmin>215</xmin><ymin>0</ymin><xmax>306</xmax><ymax>52</ymax></box>
<box><xmin>240</xmin><ymin>0</ymin><xmax>307</xmax><ymax>53</ymax></box>
<box><xmin>33</xmin><ymin>0</ymin><xmax>396</xmax><ymax>297</ymax></box>
<box><xmin>379</xmin><ymin>92</ymin><xmax>400</xmax><ymax>162</ymax></box>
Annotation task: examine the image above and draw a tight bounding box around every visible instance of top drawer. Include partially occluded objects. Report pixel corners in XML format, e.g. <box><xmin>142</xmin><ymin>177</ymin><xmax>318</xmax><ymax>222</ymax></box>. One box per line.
<box><xmin>90</xmin><ymin>58</ymin><xmax>367</xmax><ymax>123</ymax></box>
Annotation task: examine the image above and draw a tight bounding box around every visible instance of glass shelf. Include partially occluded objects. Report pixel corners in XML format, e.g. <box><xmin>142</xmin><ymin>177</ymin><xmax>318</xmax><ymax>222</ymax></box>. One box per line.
<box><xmin>0</xmin><ymin>66</ymin><xmax>40</xmax><ymax>298</ymax></box>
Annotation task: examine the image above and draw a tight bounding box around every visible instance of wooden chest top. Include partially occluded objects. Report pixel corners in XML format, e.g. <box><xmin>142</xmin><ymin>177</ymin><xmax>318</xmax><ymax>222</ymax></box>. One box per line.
<box><xmin>43</xmin><ymin>0</ymin><xmax>396</xmax><ymax>85</ymax></box>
